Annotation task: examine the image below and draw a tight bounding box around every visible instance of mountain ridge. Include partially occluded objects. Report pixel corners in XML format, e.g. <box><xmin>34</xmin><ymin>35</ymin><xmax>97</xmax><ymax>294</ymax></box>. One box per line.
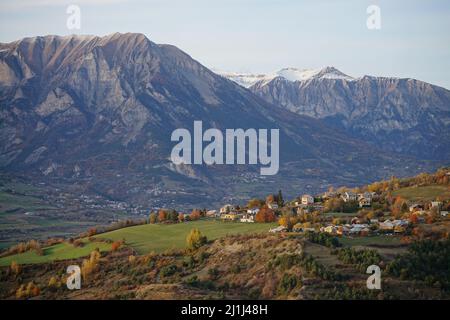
<box><xmin>220</xmin><ymin>66</ymin><xmax>450</xmax><ymax>160</ymax></box>
<box><xmin>0</xmin><ymin>33</ymin><xmax>446</xmax><ymax>209</ymax></box>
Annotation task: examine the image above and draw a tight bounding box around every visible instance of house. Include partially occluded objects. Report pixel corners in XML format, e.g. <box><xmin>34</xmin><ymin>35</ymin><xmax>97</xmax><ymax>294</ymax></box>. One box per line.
<box><xmin>301</xmin><ymin>194</ymin><xmax>314</xmax><ymax>205</ymax></box>
<box><xmin>240</xmin><ymin>214</ymin><xmax>254</xmax><ymax>223</ymax></box>
<box><xmin>206</xmin><ymin>210</ymin><xmax>218</xmax><ymax>217</ymax></box>
<box><xmin>392</xmin><ymin>219</ymin><xmax>409</xmax><ymax>227</ymax></box>
<box><xmin>379</xmin><ymin>220</ymin><xmax>395</xmax><ymax>231</ymax></box>
<box><xmin>268</xmin><ymin>203</ymin><xmax>279</xmax><ymax>210</ymax></box>
<box><xmin>337</xmin><ymin>225</ymin><xmax>350</xmax><ymax>235</ymax></box>
<box><xmin>409</xmin><ymin>204</ymin><xmax>422</xmax><ymax>212</ymax></box>
<box><xmin>380</xmin><ymin>219</ymin><xmax>408</xmax><ymax>231</ymax></box>
<box><xmin>322</xmin><ymin>225</ymin><xmax>338</xmax><ymax>235</ymax></box>
<box><xmin>247</xmin><ymin>207</ymin><xmax>260</xmax><ymax>215</ymax></box>
<box><xmin>221</xmin><ymin>213</ymin><xmax>239</xmax><ymax>221</ymax></box>
<box><xmin>269</xmin><ymin>226</ymin><xmax>287</xmax><ymax>233</ymax></box>
<box><xmin>348</xmin><ymin>224</ymin><xmax>370</xmax><ymax>235</ymax></box>
<box><xmin>323</xmin><ymin>191</ymin><xmax>337</xmax><ymax>199</ymax></box>
<box><xmin>359</xmin><ymin>198</ymin><xmax>371</xmax><ymax>208</ymax></box>
<box><xmin>431</xmin><ymin>201</ymin><xmax>442</xmax><ymax>211</ymax></box>
<box><xmin>220</xmin><ymin>204</ymin><xmax>235</xmax><ymax>214</ymax></box>
<box><xmin>358</xmin><ymin>192</ymin><xmax>373</xmax><ymax>201</ymax></box>
<box><xmin>342</xmin><ymin>191</ymin><xmax>357</xmax><ymax>202</ymax></box>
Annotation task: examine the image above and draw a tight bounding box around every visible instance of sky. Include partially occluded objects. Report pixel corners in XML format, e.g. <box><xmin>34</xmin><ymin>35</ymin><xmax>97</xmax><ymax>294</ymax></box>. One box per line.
<box><xmin>1</xmin><ymin>0</ymin><xmax>450</xmax><ymax>89</ymax></box>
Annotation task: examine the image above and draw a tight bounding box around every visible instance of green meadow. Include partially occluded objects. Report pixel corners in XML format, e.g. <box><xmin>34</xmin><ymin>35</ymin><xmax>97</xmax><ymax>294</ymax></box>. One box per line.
<box><xmin>0</xmin><ymin>220</ymin><xmax>276</xmax><ymax>265</ymax></box>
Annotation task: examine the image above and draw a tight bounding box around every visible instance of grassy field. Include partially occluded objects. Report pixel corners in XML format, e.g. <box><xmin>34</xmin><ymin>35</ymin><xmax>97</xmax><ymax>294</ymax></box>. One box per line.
<box><xmin>98</xmin><ymin>220</ymin><xmax>277</xmax><ymax>254</ymax></box>
<box><xmin>0</xmin><ymin>220</ymin><xmax>276</xmax><ymax>265</ymax></box>
<box><xmin>0</xmin><ymin>241</ymin><xmax>111</xmax><ymax>266</ymax></box>
<box><xmin>392</xmin><ymin>185</ymin><xmax>450</xmax><ymax>201</ymax></box>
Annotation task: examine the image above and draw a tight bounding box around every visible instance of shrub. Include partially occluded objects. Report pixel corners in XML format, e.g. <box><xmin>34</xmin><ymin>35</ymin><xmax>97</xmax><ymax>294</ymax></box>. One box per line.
<box><xmin>277</xmin><ymin>274</ymin><xmax>299</xmax><ymax>295</ymax></box>
<box><xmin>160</xmin><ymin>264</ymin><xmax>178</xmax><ymax>277</ymax></box>
<box><xmin>16</xmin><ymin>282</ymin><xmax>40</xmax><ymax>299</ymax></box>
<box><xmin>10</xmin><ymin>261</ymin><xmax>21</xmax><ymax>276</ymax></box>
<box><xmin>186</xmin><ymin>229</ymin><xmax>207</xmax><ymax>249</ymax></box>
<box><xmin>111</xmin><ymin>240</ymin><xmax>122</xmax><ymax>251</ymax></box>
<box><xmin>48</xmin><ymin>276</ymin><xmax>60</xmax><ymax>290</ymax></box>
<box><xmin>81</xmin><ymin>250</ymin><xmax>101</xmax><ymax>281</ymax></box>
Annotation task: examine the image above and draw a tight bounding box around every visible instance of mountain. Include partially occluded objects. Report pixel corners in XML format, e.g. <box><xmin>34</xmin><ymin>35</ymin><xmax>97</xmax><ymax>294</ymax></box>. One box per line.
<box><xmin>222</xmin><ymin>67</ymin><xmax>450</xmax><ymax>160</ymax></box>
<box><xmin>0</xmin><ymin>34</ymin><xmax>444</xmax><ymax>212</ymax></box>
<box><xmin>220</xmin><ymin>66</ymin><xmax>353</xmax><ymax>88</ymax></box>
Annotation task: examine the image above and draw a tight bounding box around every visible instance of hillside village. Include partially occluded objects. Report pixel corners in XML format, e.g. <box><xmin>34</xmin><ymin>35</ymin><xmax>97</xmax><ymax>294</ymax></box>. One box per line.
<box><xmin>0</xmin><ymin>168</ymin><xmax>449</xmax><ymax>300</ymax></box>
<box><xmin>156</xmin><ymin>168</ymin><xmax>450</xmax><ymax>241</ymax></box>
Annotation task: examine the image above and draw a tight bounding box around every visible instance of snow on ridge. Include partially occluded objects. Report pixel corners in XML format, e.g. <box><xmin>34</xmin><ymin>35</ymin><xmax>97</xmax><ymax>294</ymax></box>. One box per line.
<box><xmin>218</xmin><ymin>67</ymin><xmax>354</xmax><ymax>88</ymax></box>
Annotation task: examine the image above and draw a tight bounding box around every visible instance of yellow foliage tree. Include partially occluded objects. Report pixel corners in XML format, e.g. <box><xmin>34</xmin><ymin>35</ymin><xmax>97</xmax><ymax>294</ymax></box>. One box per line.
<box><xmin>186</xmin><ymin>228</ymin><xmax>207</xmax><ymax>249</ymax></box>
<box><xmin>81</xmin><ymin>250</ymin><xmax>101</xmax><ymax>281</ymax></box>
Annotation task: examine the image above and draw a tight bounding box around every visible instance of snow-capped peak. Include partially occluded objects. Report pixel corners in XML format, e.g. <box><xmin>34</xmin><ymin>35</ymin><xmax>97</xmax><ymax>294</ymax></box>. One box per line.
<box><xmin>276</xmin><ymin>66</ymin><xmax>353</xmax><ymax>81</ymax></box>
<box><xmin>219</xmin><ymin>66</ymin><xmax>354</xmax><ymax>88</ymax></box>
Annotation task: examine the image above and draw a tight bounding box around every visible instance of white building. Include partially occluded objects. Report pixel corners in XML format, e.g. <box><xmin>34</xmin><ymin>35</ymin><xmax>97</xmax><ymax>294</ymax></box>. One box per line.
<box><xmin>301</xmin><ymin>194</ymin><xmax>314</xmax><ymax>205</ymax></box>
<box><xmin>268</xmin><ymin>203</ymin><xmax>279</xmax><ymax>210</ymax></box>
<box><xmin>342</xmin><ymin>191</ymin><xmax>357</xmax><ymax>202</ymax></box>
<box><xmin>206</xmin><ymin>210</ymin><xmax>218</xmax><ymax>217</ymax></box>
<box><xmin>240</xmin><ymin>214</ymin><xmax>254</xmax><ymax>223</ymax></box>
<box><xmin>220</xmin><ymin>204</ymin><xmax>235</xmax><ymax>214</ymax></box>
<box><xmin>247</xmin><ymin>207</ymin><xmax>260</xmax><ymax>215</ymax></box>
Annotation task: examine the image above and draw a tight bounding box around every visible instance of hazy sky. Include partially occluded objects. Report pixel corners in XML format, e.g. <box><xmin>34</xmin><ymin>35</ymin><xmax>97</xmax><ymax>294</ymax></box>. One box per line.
<box><xmin>1</xmin><ymin>0</ymin><xmax>449</xmax><ymax>88</ymax></box>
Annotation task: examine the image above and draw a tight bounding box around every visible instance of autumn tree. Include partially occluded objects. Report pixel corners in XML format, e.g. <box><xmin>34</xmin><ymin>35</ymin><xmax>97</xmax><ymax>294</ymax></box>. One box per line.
<box><xmin>190</xmin><ymin>209</ymin><xmax>201</xmax><ymax>221</ymax></box>
<box><xmin>392</xmin><ymin>196</ymin><xmax>407</xmax><ymax>218</ymax></box>
<box><xmin>278</xmin><ymin>214</ymin><xmax>294</xmax><ymax>231</ymax></box>
<box><xmin>324</xmin><ymin>198</ymin><xmax>345</xmax><ymax>213</ymax></box>
<box><xmin>81</xmin><ymin>250</ymin><xmax>101</xmax><ymax>281</ymax></box>
<box><xmin>111</xmin><ymin>240</ymin><xmax>122</xmax><ymax>251</ymax></box>
<box><xmin>88</xmin><ymin>228</ymin><xmax>97</xmax><ymax>237</ymax></box>
<box><xmin>158</xmin><ymin>209</ymin><xmax>167</xmax><ymax>222</ymax></box>
<box><xmin>48</xmin><ymin>276</ymin><xmax>60</xmax><ymax>291</ymax></box>
<box><xmin>186</xmin><ymin>228</ymin><xmax>207</xmax><ymax>249</ymax></box>
<box><xmin>10</xmin><ymin>260</ymin><xmax>20</xmax><ymax>276</ymax></box>
<box><xmin>409</xmin><ymin>214</ymin><xmax>419</xmax><ymax>224</ymax></box>
<box><xmin>255</xmin><ymin>207</ymin><xmax>276</xmax><ymax>223</ymax></box>
<box><xmin>266</xmin><ymin>194</ymin><xmax>275</xmax><ymax>204</ymax></box>
<box><xmin>16</xmin><ymin>282</ymin><xmax>40</xmax><ymax>299</ymax></box>
<box><xmin>149</xmin><ymin>212</ymin><xmax>157</xmax><ymax>224</ymax></box>
<box><xmin>247</xmin><ymin>198</ymin><xmax>264</xmax><ymax>208</ymax></box>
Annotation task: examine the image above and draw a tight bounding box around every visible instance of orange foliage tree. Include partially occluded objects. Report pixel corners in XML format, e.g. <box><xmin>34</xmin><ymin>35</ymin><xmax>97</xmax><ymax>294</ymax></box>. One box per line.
<box><xmin>158</xmin><ymin>209</ymin><xmax>167</xmax><ymax>222</ymax></box>
<box><xmin>190</xmin><ymin>209</ymin><xmax>201</xmax><ymax>221</ymax></box>
<box><xmin>255</xmin><ymin>207</ymin><xmax>276</xmax><ymax>223</ymax></box>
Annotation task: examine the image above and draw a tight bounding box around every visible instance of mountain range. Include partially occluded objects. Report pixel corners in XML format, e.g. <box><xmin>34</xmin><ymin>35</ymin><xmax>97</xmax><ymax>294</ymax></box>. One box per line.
<box><xmin>0</xmin><ymin>33</ymin><xmax>448</xmax><ymax>210</ymax></box>
<box><xmin>221</xmin><ymin>67</ymin><xmax>450</xmax><ymax>160</ymax></box>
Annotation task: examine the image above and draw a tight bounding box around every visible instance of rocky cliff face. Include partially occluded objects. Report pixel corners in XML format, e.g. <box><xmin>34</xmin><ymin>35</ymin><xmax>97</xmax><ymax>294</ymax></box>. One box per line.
<box><xmin>0</xmin><ymin>34</ymin><xmax>444</xmax><ymax>207</ymax></box>
<box><xmin>240</xmin><ymin>67</ymin><xmax>450</xmax><ymax>160</ymax></box>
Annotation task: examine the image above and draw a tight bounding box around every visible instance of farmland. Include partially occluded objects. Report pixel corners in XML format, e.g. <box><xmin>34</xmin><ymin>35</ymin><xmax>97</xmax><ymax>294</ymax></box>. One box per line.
<box><xmin>0</xmin><ymin>220</ymin><xmax>276</xmax><ymax>265</ymax></box>
<box><xmin>392</xmin><ymin>185</ymin><xmax>450</xmax><ymax>201</ymax></box>
<box><xmin>97</xmin><ymin>220</ymin><xmax>277</xmax><ymax>254</ymax></box>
